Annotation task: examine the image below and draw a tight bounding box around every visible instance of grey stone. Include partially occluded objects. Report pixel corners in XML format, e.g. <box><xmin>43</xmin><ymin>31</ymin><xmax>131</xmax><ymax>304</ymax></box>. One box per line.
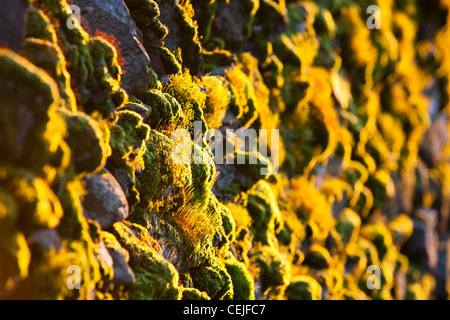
<box><xmin>82</xmin><ymin>169</ymin><xmax>129</xmax><ymax>228</ymax></box>
<box><xmin>0</xmin><ymin>0</ymin><xmax>29</xmax><ymax>51</ymax></box>
<box><xmin>118</xmin><ymin>103</ymin><xmax>149</xmax><ymax>119</ymax></box>
<box><xmin>401</xmin><ymin>208</ymin><xmax>439</xmax><ymax>271</ymax></box>
<box><xmin>31</xmin><ymin>229</ymin><xmax>62</xmax><ymax>251</ymax></box>
<box><xmin>106</xmin><ymin>247</ymin><xmax>135</xmax><ymax>289</ymax></box>
<box><xmin>71</xmin><ymin>0</ymin><xmax>150</xmax><ymax>93</ymax></box>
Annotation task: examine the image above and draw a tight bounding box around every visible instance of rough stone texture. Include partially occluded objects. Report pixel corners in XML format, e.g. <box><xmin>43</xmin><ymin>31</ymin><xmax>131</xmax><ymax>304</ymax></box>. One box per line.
<box><xmin>0</xmin><ymin>0</ymin><xmax>29</xmax><ymax>51</ymax></box>
<box><xmin>31</xmin><ymin>229</ymin><xmax>62</xmax><ymax>251</ymax></box>
<box><xmin>118</xmin><ymin>103</ymin><xmax>149</xmax><ymax>119</ymax></box>
<box><xmin>81</xmin><ymin>169</ymin><xmax>129</xmax><ymax>228</ymax></box>
<box><xmin>72</xmin><ymin>0</ymin><xmax>150</xmax><ymax>93</ymax></box>
<box><xmin>105</xmin><ymin>247</ymin><xmax>135</xmax><ymax>289</ymax></box>
<box><xmin>401</xmin><ymin>208</ymin><xmax>439</xmax><ymax>272</ymax></box>
<box><xmin>419</xmin><ymin>112</ymin><xmax>449</xmax><ymax>168</ymax></box>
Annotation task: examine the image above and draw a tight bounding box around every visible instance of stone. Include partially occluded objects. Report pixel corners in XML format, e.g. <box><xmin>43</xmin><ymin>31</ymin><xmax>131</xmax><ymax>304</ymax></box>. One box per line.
<box><xmin>31</xmin><ymin>229</ymin><xmax>62</xmax><ymax>251</ymax></box>
<box><xmin>81</xmin><ymin>169</ymin><xmax>129</xmax><ymax>228</ymax></box>
<box><xmin>71</xmin><ymin>0</ymin><xmax>150</xmax><ymax>93</ymax></box>
<box><xmin>401</xmin><ymin>208</ymin><xmax>439</xmax><ymax>272</ymax></box>
<box><xmin>0</xmin><ymin>0</ymin><xmax>29</xmax><ymax>51</ymax></box>
<box><xmin>117</xmin><ymin>103</ymin><xmax>149</xmax><ymax>119</ymax></box>
<box><xmin>106</xmin><ymin>247</ymin><xmax>135</xmax><ymax>289</ymax></box>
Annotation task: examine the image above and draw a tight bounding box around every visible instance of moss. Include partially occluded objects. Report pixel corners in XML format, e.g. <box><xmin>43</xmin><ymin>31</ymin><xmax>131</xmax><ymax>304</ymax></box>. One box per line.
<box><xmin>0</xmin><ymin>229</ymin><xmax>31</xmax><ymax>291</ymax></box>
<box><xmin>250</xmin><ymin>245</ymin><xmax>290</xmax><ymax>295</ymax></box>
<box><xmin>246</xmin><ymin>180</ymin><xmax>283</xmax><ymax>246</ymax></box>
<box><xmin>135</xmin><ymin>89</ymin><xmax>188</xmax><ymax>131</ymax></box>
<box><xmin>181</xmin><ymin>287</ymin><xmax>211</xmax><ymax>300</ymax></box>
<box><xmin>110</xmin><ymin>222</ymin><xmax>182</xmax><ymax>300</ymax></box>
<box><xmin>202</xmin><ymin>49</ymin><xmax>236</xmax><ymax>73</ymax></box>
<box><xmin>202</xmin><ymin>75</ymin><xmax>230</xmax><ymax>129</ymax></box>
<box><xmin>106</xmin><ymin>110</ymin><xmax>150</xmax><ymax>206</ymax></box>
<box><xmin>20</xmin><ymin>38</ymin><xmax>77</xmax><ymax>111</ymax></box>
<box><xmin>190</xmin><ymin>257</ymin><xmax>233</xmax><ymax>299</ymax></box>
<box><xmin>59</xmin><ymin>109</ymin><xmax>110</xmax><ymax>175</ymax></box>
<box><xmin>336</xmin><ymin>208</ymin><xmax>361</xmax><ymax>246</ymax></box>
<box><xmin>388</xmin><ymin>214</ymin><xmax>414</xmax><ymax>248</ymax></box>
<box><xmin>360</xmin><ymin>223</ymin><xmax>393</xmax><ymax>262</ymax></box>
<box><xmin>0</xmin><ymin>165</ymin><xmax>63</xmax><ymax>232</ymax></box>
<box><xmin>285</xmin><ymin>276</ymin><xmax>322</xmax><ymax>300</ymax></box>
<box><xmin>26</xmin><ymin>4</ymin><xmax>58</xmax><ymax>44</ymax></box>
<box><xmin>225</xmin><ymin>257</ymin><xmax>255</xmax><ymax>300</ymax></box>
<box><xmin>303</xmin><ymin>245</ymin><xmax>332</xmax><ymax>270</ymax></box>
<box><xmin>0</xmin><ymin>48</ymin><xmax>67</xmax><ymax>173</ymax></box>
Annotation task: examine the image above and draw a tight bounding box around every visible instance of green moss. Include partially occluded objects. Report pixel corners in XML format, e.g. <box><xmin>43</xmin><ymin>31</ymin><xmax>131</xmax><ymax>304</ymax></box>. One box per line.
<box><xmin>59</xmin><ymin>109</ymin><xmax>110</xmax><ymax>175</ymax></box>
<box><xmin>21</xmin><ymin>38</ymin><xmax>77</xmax><ymax>111</ymax></box>
<box><xmin>336</xmin><ymin>208</ymin><xmax>361</xmax><ymax>246</ymax></box>
<box><xmin>106</xmin><ymin>110</ymin><xmax>150</xmax><ymax>206</ymax></box>
<box><xmin>285</xmin><ymin>276</ymin><xmax>322</xmax><ymax>300</ymax></box>
<box><xmin>250</xmin><ymin>246</ymin><xmax>290</xmax><ymax>294</ymax></box>
<box><xmin>303</xmin><ymin>245</ymin><xmax>332</xmax><ymax>270</ymax></box>
<box><xmin>0</xmin><ymin>48</ymin><xmax>67</xmax><ymax>173</ymax></box>
<box><xmin>135</xmin><ymin>89</ymin><xmax>188</xmax><ymax>131</ymax></box>
<box><xmin>246</xmin><ymin>180</ymin><xmax>283</xmax><ymax>246</ymax></box>
<box><xmin>26</xmin><ymin>4</ymin><xmax>58</xmax><ymax>43</ymax></box>
<box><xmin>225</xmin><ymin>257</ymin><xmax>255</xmax><ymax>300</ymax></box>
<box><xmin>360</xmin><ymin>224</ymin><xmax>393</xmax><ymax>262</ymax></box>
<box><xmin>110</xmin><ymin>221</ymin><xmax>182</xmax><ymax>300</ymax></box>
<box><xmin>181</xmin><ymin>287</ymin><xmax>211</xmax><ymax>300</ymax></box>
<box><xmin>134</xmin><ymin>129</ymin><xmax>192</xmax><ymax>216</ymax></box>
<box><xmin>190</xmin><ymin>257</ymin><xmax>233</xmax><ymax>299</ymax></box>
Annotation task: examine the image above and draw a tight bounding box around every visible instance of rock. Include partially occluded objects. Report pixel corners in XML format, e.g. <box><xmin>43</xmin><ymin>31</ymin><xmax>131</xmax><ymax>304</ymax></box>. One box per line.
<box><xmin>433</xmin><ymin>235</ymin><xmax>450</xmax><ymax>299</ymax></box>
<box><xmin>31</xmin><ymin>229</ymin><xmax>62</xmax><ymax>251</ymax></box>
<box><xmin>155</xmin><ymin>0</ymin><xmax>204</xmax><ymax>77</ymax></box>
<box><xmin>0</xmin><ymin>0</ymin><xmax>29</xmax><ymax>51</ymax></box>
<box><xmin>106</xmin><ymin>247</ymin><xmax>135</xmax><ymax>289</ymax></box>
<box><xmin>401</xmin><ymin>208</ymin><xmax>439</xmax><ymax>272</ymax></box>
<box><xmin>97</xmin><ymin>241</ymin><xmax>114</xmax><ymax>268</ymax></box>
<box><xmin>117</xmin><ymin>103</ymin><xmax>149</xmax><ymax>119</ymax></box>
<box><xmin>71</xmin><ymin>0</ymin><xmax>150</xmax><ymax>93</ymax></box>
<box><xmin>419</xmin><ymin>112</ymin><xmax>449</xmax><ymax>167</ymax></box>
<box><xmin>81</xmin><ymin>169</ymin><xmax>129</xmax><ymax>228</ymax></box>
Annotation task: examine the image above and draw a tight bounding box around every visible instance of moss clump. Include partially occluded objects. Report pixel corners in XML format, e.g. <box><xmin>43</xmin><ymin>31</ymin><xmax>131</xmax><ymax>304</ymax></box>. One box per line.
<box><xmin>250</xmin><ymin>245</ymin><xmax>290</xmax><ymax>296</ymax></box>
<box><xmin>59</xmin><ymin>109</ymin><xmax>110</xmax><ymax>175</ymax></box>
<box><xmin>202</xmin><ymin>75</ymin><xmax>230</xmax><ymax>129</ymax></box>
<box><xmin>225</xmin><ymin>257</ymin><xmax>255</xmax><ymax>300</ymax></box>
<box><xmin>110</xmin><ymin>221</ymin><xmax>182</xmax><ymax>300</ymax></box>
<box><xmin>303</xmin><ymin>245</ymin><xmax>332</xmax><ymax>270</ymax></box>
<box><xmin>360</xmin><ymin>224</ymin><xmax>393</xmax><ymax>262</ymax></box>
<box><xmin>0</xmin><ymin>48</ymin><xmax>66</xmax><ymax>173</ymax></box>
<box><xmin>285</xmin><ymin>276</ymin><xmax>322</xmax><ymax>300</ymax></box>
<box><xmin>135</xmin><ymin>89</ymin><xmax>189</xmax><ymax>131</ymax></box>
<box><xmin>246</xmin><ymin>180</ymin><xmax>283</xmax><ymax>246</ymax></box>
<box><xmin>20</xmin><ymin>38</ymin><xmax>77</xmax><ymax>111</ymax></box>
<box><xmin>336</xmin><ymin>208</ymin><xmax>361</xmax><ymax>246</ymax></box>
<box><xmin>106</xmin><ymin>110</ymin><xmax>150</xmax><ymax>206</ymax></box>
<box><xmin>190</xmin><ymin>257</ymin><xmax>233</xmax><ymax>300</ymax></box>
<box><xmin>181</xmin><ymin>287</ymin><xmax>210</xmax><ymax>300</ymax></box>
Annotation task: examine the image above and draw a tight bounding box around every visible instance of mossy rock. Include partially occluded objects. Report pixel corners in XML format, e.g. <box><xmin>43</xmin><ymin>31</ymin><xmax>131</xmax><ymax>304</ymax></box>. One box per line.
<box><xmin>225</xmin><ymin>257</ymin><xmax>255</xmax><ymax>300</ymax></box>
<box><xmin>110</xmin><ymin>221</ymin><xmax>182</xmax><ymax>300</ymax></box>
<box><xmin>181</xmin><ymin>287</ymin><xmax>211</xmax><ymax>300</ymax></box>
<box><xmin>285</xmin><ymin>276</ymin><xmax>322</xmax><ymax>300</ymax></box>
<box><xmin>303</xmin><ymin>245</ymin><xmax>332</xmax><ymax>270</ymax></box>
<box><xmin>336</xmin><ymin>208</ymin><xmax>361</xmax><ymax>246</ymax></box>
<box><xmin>246</xmin><ymin>180</ymin><xmax>283</xmax><ymax>246</ymax></box>
<box><xmin>360</xmin><ymin>223</ymin><xmax>393</xmax><ymax>262</ymax></box>
<box><xmin>59</xmin><ymin>109</ymin><xmax>110</xmax><ymax>175</ymax></box>
<box><xmin>0</xmin><ymin>48</ymin><xmax>67</xmax><ymax>173</ymax></box>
